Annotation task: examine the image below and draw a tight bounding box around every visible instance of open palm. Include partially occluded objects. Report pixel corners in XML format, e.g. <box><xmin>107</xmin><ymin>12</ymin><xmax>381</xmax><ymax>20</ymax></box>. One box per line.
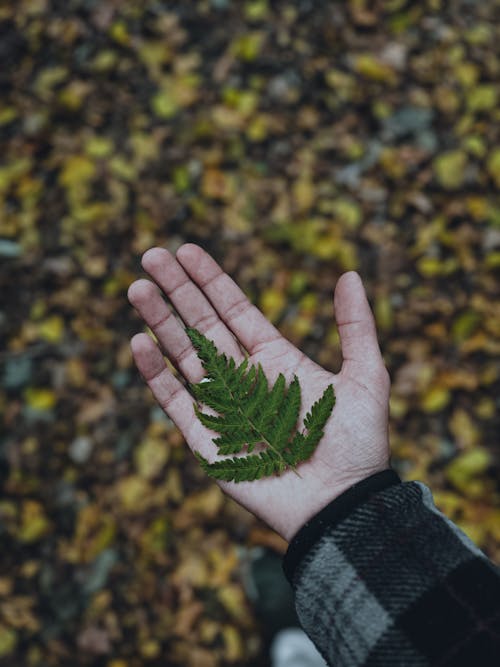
<box><xmin>128</xmin><ymin>244</ymin><xmax>391</xmax><ymax>542</ymax></box>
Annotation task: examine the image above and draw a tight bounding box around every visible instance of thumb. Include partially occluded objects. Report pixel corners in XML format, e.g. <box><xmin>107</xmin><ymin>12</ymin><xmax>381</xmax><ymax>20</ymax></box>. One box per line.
<box><xmin>333</xmin><ymin>271</ymin><xmax>384</xmax><ymax>372</ymax></box>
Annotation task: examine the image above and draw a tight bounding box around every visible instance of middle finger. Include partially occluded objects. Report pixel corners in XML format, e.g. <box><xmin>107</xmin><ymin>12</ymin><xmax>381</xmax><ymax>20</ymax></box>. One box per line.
<box><xmin>141</xmin><ymin>246</ymin><xmax>244</xmax><ymax>362</ymax></box>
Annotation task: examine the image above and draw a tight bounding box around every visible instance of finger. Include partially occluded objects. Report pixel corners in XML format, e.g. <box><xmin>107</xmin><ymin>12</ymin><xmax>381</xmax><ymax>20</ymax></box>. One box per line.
<box><xmin>128</xmin><ymin>279</ymin><xmax>205</xmax><ymax>382</ymax></box>
<box><xmin>130</xmin><ymin>333</ymin><xmax>196</xmax><ymax>437</ymax></box>
<box><xmin>176</xmin><ymin>243</ymin><xmax>283</xmax><ymax>354</ymax></box>
<box><xmin>333</xmin><ymin>271</ymin><xmax>384</xmax><ymax>371</ymax></box>
<box><xmin>141</xmin><ymin>247</ymin><xmax>244</xmax><ymax>362</ymax></box>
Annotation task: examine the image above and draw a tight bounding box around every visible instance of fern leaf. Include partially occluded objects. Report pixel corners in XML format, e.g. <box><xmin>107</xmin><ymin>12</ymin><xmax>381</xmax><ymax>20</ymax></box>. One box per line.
<box><xmin>304</xmin><ymin>383</ymin><xmax>336</xmax><ymax>430</ymax></box>
<box><xmin>270</xmin><ymin>375</ymin><xmax>301</xmax><ymax>452</ymax></box>
<box><xmin>287</xmin><ymin>385</ymin><xmax>336</xmax><ymax>465</ymax></box>
<box><xmin>214</xmin><ymin>433</ymin><xmax>262</xmax><ymax>455</ymax></box>
<box><xmin>193</xmin><ymin>405</ymin><xmax>244</xmax><ymax>433</ymax></box>
<box><xmin>194</xmin><ymin>450</ymin><xmax>286</xmax><ymax>483</ymax></box>
<box><xmin>186</xmin><ymin>327</ymin><xmax>336</xmax><ymax>482</ymax></box>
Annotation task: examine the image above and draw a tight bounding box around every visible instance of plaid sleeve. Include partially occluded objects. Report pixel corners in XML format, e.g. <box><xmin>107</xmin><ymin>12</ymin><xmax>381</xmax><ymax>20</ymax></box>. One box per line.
<box><xmin>282</xmin><ymin>470</ymin><xmax>500</xmax><ymax>666</ymax></box>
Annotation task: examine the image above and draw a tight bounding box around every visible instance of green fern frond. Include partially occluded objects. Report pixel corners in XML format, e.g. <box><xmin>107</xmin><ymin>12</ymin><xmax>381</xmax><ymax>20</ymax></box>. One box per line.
<box><xmin>287</xmin><ymin>384</ymin><xmax>336</xmax><ymax>465</ymax></box>
<box><xmin>194</xmin><ymin>449</ymin><xmax>286</xmax><ymax>482</ymax></box>
<box><xmin>187</xmin><ymin>327</ymin><xmax>335</xmax><ymax>483</ymax></box>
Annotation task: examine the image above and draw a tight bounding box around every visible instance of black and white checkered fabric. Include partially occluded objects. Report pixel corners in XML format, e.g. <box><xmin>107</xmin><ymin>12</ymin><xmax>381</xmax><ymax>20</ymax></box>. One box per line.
<box><xmin>283</xmin><ymin>470</ymin><xmax>500</xmax><ymax>666</ymax></box>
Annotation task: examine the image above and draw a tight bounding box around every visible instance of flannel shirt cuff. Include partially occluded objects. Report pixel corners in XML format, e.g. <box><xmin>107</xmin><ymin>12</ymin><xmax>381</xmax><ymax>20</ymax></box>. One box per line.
<box><xmin>283</xmin><ymin>468</ymin><xmax>401</xmax><ymax>584</ymax></box>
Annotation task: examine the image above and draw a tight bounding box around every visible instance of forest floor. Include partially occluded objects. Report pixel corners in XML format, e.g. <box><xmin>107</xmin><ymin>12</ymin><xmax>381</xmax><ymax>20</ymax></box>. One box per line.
<box><xmin>1</xmin><ymin>1</ymin><xmax>500</xmax><ymax>665</ymax></box>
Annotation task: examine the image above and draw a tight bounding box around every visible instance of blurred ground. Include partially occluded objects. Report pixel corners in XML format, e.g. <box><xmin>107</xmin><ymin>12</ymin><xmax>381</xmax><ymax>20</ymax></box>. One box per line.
<box><xmin>1</xmin><ymin>0</ymin><xmax>500</xmax><ymax>665</ymax></box>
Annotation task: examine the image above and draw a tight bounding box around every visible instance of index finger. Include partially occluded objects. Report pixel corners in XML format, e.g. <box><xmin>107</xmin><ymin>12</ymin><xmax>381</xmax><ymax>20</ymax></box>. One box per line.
<box><xmin>176</xmin><ymin>244</ymin><xmax>283</xmax><ymax>355</ymax></box>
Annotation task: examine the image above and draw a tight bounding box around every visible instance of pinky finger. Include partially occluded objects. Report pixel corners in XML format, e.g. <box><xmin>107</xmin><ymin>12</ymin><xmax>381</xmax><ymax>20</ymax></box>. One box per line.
<box><xmin>130</xmin><ymin>333</ymin><xmax>196</xmax><ymax>438</ymax></box>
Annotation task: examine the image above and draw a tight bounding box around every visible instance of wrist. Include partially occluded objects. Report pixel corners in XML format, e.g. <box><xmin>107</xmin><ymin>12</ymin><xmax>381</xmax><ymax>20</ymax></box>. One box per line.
<box><xmin>283</xmin><ymin>467</ymin><xmax>399</xmax><ymax>544</ymax></box>
<box><xmin>280</xmin><ymin>463</ymin><xmax>390</xmax><ymax>543</ymax></box>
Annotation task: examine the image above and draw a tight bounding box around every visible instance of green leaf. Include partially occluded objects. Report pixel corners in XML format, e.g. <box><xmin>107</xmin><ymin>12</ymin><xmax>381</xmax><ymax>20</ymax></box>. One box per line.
<box><xmin>195</xmin><ymin>449</ymin><xmax>285</xmax><ymax>482</ymax></box>
<box><xmin>187</xmin><ymin>327</ymin><xmax>335</xmax><ymax>482</ymax></box>
<box><xmin>287</xmin><ymin>384</ymin><xmax>336</xmax><ymax>465</ymax></box>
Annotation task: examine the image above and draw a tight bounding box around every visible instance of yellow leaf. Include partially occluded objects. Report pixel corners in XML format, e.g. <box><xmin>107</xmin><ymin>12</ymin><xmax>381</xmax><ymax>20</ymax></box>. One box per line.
<box><xmin>117</xmin><ymin>476</ymin><xmax>151</xmax><ymax>513</ymax></box>
<box><xmin>72</xmin><ymin>504</ymin><xmax>116</xmax><ymax>563</ymax></box>
<box><xmin>446</xmin><ymin>448</ymin><xmax>491</xmax><ymax>495</ymax></box>
<box><xmin>140</xmin><ymin>639</ymin><xmax>161</xmax><ymax>659</ymax></box>
<box><xmin>417</xmin><ymin>256</ymin><xmax>459</xmax><ymax>277</ymax></box>
<box><xmin>217</xmin><ymin>584</ymin><xmax>248</xmax><ymax>622</ymax></box>
<box><xmin>465</xmin><ymin>24</ymin><xmax>493</xmax><ymax>45</ymax></box>
<box><xmin>199</xmin><ymin>619</ymin><xmax>219</xmax><ymax>644</ymax></box>
<box><xmin>245</xmin><ymin>0</ymin><xmax>270</xmax><ymax>21</ymax></box>
<box><xmin>462</xmin><ymin>136</ymin><xmax>486</xmax><ymax>159</ymax></box>
<box><xmin>59</xmin><ymin>155</ymin><xmax>96</xmax><ymax>188</ymax></box>
<box><xmin>467</xmin><ymin>84</ymin><xmax>497</xmax><ymax>113</ymax></box>
<box><xmin>1</xmin><ymin>595</ymin><xmax>39</xmax><ymax>631</ymax></box>
<box><xmin>292</xmin><ymin>178</ymin><xmax>315</xmax><ymax>213</ymax></box>
<box><xmin>151</xmin><ymin>89</ymin><xmax>179</xmax><ymax>119</ymax></box>
<box><xmin>0</xmin><ymin>625</ymin><xmax>17</xmax><ymax>657</ymax></box>
<box><xmin>231</xmin><ymin>32</ymin><xmax>265</xmax><ymax>62</ymax></box>
<box><xmin>433</xmin><ymin>490</ymin><xmax>465</xmax><ymax>517</ymax></box>
<box><xmin>474</xmin><ymin>397</ymin><xmax>496</xmax><ymax>420</ymax></box>
<box><xmin>325</xmin><ymin>68</ymin><xmax>355</xmax><ymax>96</ymax></box>
<box><xmin>466</xmin><ymin>195</ymin><xmax>489</xmax><ymax>219</ymax></box>
<box><xmin>183</xmin><ymin>485</ymin><xmax>224</xmax><ymax>519</ymax></box>
<box><xmin>299</xmin><ymin>292</ymin><xmax>318</xmax><ymax>313</ymax></box>
<box><xmin>291</xmin><ymin>314</ymin><xmax>313</xmax><ymax>338</ymax></box>
<box><xmin>375</xmin><ymin>294</ymin><xmax>393</xmax><ymax>331</ymax></box>
<box><xmin>222</xmin><ymin>625</ymin><xmax>244</xmax><ymax>662</ymax></box>
<box><xmin>85</xmin><ymin>136</ymin><xmax>114</xmax><ymax>159</ymax></box>
<box><xmin>152</xmin><ymin>75</ymin><xmax>200</xmax><ymax>119</ymax></box>
<box><xmin>420</xmin><ymin>386</ymin><xmax>450</xmax><ymax>413</ymax></box>
<box><xmin>485</xmin><ymin>251</ymin><xmax>500</xmax><ymax>269</ymax></box>
<box><xmin>171</xmin><ymin>73</ymin><xmax>201</xmax><ymax>107</ymax></box>
<box><xmin>389</xmin><ymin>395</ymin><xmax>408</xmax><ymax>419</ymax></box>
<box><xmin>451</xmin><ymin>310</ymin><xmax>480</xmax><ymax>342</ymax></box>
<box><xmin>137</xmin><ymin>41</ymin><xmax>172</xmax><ymax>73</ymax></box>
<box><xmin>38</xmin><ymin>315</ymin><xmax>64</xmax><ymax>343</ymax></box>
<box><xmin>332</xmin><ymin>198</ymin><xmax>362</xmax><ymax>229</ymax></box>
<box><xmin>433</xmin><ymin>150</ymin><xmax>467</xmax><ymax>189</ymax></box>
<box><xmin>58</xmin><ymin>80</ymin><xmax>91</xmax><ymax>110</ymax></box>
<box><xmin>109</xmin><ymin>20</ymin><xmax>130</xmax><ymax>46</ymax></box>
<box><xmin>353</xmin><ymin>54</ymin><xmax>397</xmax><ymax>84</ymax></box>
<box><xmin>139</xmin><ymin>516</ymin><xmax>170</xmax><ymax>555</ymax></box>
<box><xmin>129</xmin><ymin>132</ymin><xmax>160</xmax><ymax>169</ymax></box>
<box><xmin>211</xmin><ymin>105</ymin><xmax>246</xmax><ymax>130</ymax></box>
<box><xmin>379</xmin><ymin>147</ymin><xmax>407</xmax><ymax>179</ymax></box>
<box><xmin>91</xmin><ymin>50</ymin><xmax>118</xmax><ymax>72</ymax></box>
<box><xmin>454</xmin><ymin>62</ymin><xmax>479</xmax><ymax>88</ymax></box>
<box><xmin>336</xmin><ymin>241</ymin><xmax>359</xmax><ymax>270</ymax></box>
<box><xmin>0</xmin><ymin>158</ymin><xmax>32</xmax><ymax>194</ymax></box>
<box><xmin>449</xmin><ymin>409</ymin><xmax>480</xmax><ymax>449</ymax></box>
<box><xmin>134</xmin><ymin>437</ymin><xmax>169</xmax><ymax>480</ymax></box>
<box><xmin>18</xmin><ymin>500</ymin><xmax>50</xmax><ymax>543</ymax></box>
<box><xmin>34</xmin><ymin>66</ymin><xmax>68</xmax><ymax>99</ymax></box>
<box><xmin>72</xmin><ymin>201</ymin><xmax>112</xmax><ymax>224</ymax></box>
<box><xmin>109</xmin><ymin>156</ymin><xmax>136</xmax><ymax>181</ymax></box>
<box><xmin>0</xmin><ymin>107</ymin><xmax>17</xmax><ymax>125</ymax></box>
<box><xmin>172</xmin><ymin>553</ymin><xmax>209</xmax><ymax>587</ymax></box>
<box><xmin>205</xmin><ymin>544</ymin><xmax>239</xmax><ymax>588</ymax></box>
<box><xmin>24</xmin><ymin>388</ymin><xmax>57</xmax><ymax>411</ymax></box>
<box><xmin>246</xmin><ymin>113</ymin><xmax>269</xmax><ymax>142</ymax></box>
<box><xmin>201</xmin><ymin>169</ymin><xmax>235</xmax><ymax>201</ymax></box>
<box><xmin>458</xmin><ymin>521</ymin><xmax>487</xmax><ymax>546</ymax></box>
<box><xmin>260</xmin><ymin>287</ymin><xmax>286</xmax><ymax>322</ymax></box>
<box><xmin>288</xmin><ymin>271</ymin><xmax>309</xmax><ymax>295</ymax></box>
<box><xmin>172</xmin><ymin>165</ymin><xmax>190</xmax><ymax>193</ymax></box>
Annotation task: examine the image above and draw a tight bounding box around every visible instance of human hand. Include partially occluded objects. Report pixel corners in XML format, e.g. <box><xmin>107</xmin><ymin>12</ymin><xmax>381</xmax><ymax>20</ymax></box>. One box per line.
<box><xmin>127</xmin><ymin>244</ymin><xmax>391</xmax><ymax>542</ymax></box>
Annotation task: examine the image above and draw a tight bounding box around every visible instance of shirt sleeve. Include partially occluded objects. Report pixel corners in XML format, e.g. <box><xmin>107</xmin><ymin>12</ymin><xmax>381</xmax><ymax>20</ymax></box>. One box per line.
<box><xmin>282</xmin><ymin>469</ymin><xmax>500</xmax><ymax>666</ymax></box>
